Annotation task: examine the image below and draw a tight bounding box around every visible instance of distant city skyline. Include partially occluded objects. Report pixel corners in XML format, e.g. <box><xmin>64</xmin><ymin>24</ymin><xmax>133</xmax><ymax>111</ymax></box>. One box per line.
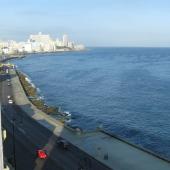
<box><xmin>1</xmin><ymin>0</ymin><xmax>170</xmax><ymax>47</ymax></box>
<box><xmin>0</xmin><ymin>32</ymin><xmax>85</xmax><ymax>55</ymax></box>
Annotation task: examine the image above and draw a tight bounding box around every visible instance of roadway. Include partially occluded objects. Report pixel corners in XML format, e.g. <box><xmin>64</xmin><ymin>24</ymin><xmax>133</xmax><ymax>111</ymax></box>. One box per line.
<box><xmin>0</xmin><ymin>73</ymin><xmax>110</xmax><ymax>170</ymax></box>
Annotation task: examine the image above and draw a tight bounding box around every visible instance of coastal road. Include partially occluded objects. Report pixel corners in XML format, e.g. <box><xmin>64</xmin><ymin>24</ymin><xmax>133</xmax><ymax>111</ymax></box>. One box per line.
<box><xmin>0</xmin><ymin>72</ymin><xmax>111</xmax><ymax>170</ymax></box>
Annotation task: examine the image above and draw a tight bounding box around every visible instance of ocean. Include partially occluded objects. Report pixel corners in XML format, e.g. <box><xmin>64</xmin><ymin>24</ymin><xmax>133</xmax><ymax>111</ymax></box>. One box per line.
<box><xmin>11</xmin><ymin>47</ymin><xmax>170</xmax><ymax>159</ymax></box>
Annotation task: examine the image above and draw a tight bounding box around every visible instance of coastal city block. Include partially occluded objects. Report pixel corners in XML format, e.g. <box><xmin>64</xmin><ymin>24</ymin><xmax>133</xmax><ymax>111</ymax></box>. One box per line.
<box><xmin>0</xmin><ymin>32</ymin><xmax>85</xmax><ymax>55</ymax></box>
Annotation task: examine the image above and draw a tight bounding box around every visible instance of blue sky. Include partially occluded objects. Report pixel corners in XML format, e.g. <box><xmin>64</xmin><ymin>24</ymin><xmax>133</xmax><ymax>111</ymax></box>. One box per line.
<box><xmin>1</xmin><ymin>0</ymin><xmax>170</xmax><ymax>47</ymax></box>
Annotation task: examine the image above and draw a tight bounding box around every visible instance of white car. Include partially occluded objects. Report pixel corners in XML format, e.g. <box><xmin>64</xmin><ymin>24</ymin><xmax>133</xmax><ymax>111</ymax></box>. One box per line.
<box><xmin>8</xmin><ymin>99</ymin><xmax>13</xmax><ymax>104</ymax></box>
<box><xmin>7</xmin><ymin>95</ymin><xmax>11</xmax><ymax>99</ymax></box>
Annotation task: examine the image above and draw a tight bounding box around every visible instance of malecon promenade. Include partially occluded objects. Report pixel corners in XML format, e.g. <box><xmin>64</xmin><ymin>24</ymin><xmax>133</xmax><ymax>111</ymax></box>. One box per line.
<box><xmin>0</xmin><ymin>58</ymin><xmax>170</xmax><ymax>169</ymax></box>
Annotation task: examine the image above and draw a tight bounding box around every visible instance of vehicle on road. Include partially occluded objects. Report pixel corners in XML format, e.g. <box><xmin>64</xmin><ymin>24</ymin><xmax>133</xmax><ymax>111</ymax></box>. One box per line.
<box><xmin>7</xmin><ymin>95</ymin><xmax>11</xmax><ymax>99</ymax></box>
<box><xmin>7</xmin><ymin>83</ymin><xmax>11</xmax><ymax>86</ymax></box>
<box><xmin>37</xmin><ymin>149</ymin><xmax>48</xmax><ymax>159</ymax></box>
<box><xmin>8</xmin><ymin>99</ymin><xmax>13</xmax><ymax>104</ymax></box>
<box><xmin>7</xmin><ymin>79</ymin><xmax>10</xmax><ymax>82</ymax></box>
<box><xmin>57</xmin><ymin>139</ymin><xmax>69</xmax><ymax>149</ymax></box>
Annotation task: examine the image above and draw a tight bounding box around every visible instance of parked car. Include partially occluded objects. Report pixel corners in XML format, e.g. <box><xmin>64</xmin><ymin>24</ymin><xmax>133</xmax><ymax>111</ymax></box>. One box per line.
<box><xmin>8</xmin><ymin>99</ymin><xmax>13</xmax><ymax>104</ymax></box>
<box><xmin>57</xmin><ymin>139</ymin><xmax>69</xmax><ymax>149</ymax></box>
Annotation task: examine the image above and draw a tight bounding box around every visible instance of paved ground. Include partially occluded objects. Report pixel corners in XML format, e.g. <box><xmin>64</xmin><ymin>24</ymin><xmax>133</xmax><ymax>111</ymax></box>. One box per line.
<box><xmin>1</xmin><ymin>69</ymin><xmax>170</xmax><ymax>170</ymax></box>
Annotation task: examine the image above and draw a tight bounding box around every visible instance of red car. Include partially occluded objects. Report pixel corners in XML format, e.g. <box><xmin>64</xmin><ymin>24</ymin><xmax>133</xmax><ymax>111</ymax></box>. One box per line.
<box><xmin>37</xmin><ymin>150</ymin><xmax>47</xmax><ymax>159</ymax></box>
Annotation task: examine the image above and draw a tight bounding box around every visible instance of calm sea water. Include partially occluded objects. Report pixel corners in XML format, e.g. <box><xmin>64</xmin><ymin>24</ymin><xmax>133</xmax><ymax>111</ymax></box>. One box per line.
<box><xmin>12</xmin><ymin>47</ymin><xmax>170</xmax><ymax>159</ymax></box>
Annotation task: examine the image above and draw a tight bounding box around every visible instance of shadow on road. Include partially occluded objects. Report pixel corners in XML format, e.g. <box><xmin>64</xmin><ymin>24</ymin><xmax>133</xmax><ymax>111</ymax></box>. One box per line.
<box><xmin>2</xmin><ymin>103</ymin><xmax>110</xmax><ymax>170</ymax></box>
<box><xmin>0</xmin><ymin>73</ymin><xmax>16</xmax><ymax>83</ymax></box>
<box><xmin>0</xmin><ymin>72</ymin><xmax>110</xmax><ymax>170</ymax></box>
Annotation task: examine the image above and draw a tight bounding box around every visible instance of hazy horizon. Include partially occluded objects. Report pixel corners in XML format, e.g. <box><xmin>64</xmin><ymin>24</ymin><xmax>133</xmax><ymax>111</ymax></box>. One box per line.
<box><xmin>1</xmin><ymin>0</ymin><xmax>170</xmax><ymax>47</ymax></box>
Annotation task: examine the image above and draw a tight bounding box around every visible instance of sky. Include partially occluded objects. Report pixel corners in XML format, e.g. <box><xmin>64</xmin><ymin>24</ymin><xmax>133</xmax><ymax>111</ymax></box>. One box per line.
<box><xmin>1</xmin><ymin>0</ymin><xmax>170</xmax><ymax>47</ymax></box>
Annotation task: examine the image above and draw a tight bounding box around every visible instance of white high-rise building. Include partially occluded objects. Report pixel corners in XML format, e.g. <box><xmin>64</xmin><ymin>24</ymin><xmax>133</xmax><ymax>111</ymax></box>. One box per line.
<box><xmin>29</xmin><ymin>32</ymin><xmax>52</xmax><ymax>43</ymax></box>
<box><xmin>55</xmin><ymin>38</ymin><xmax>64</xmax><ymax>47</ymax></box>
<box><xmin>68</xmin><ymin>42</ymin><xmax>74</xmax><ymax>49</ymax></box>
<box><xmin>62</xmin><ymin>34</ymin><xmax>69</xmax><ymax>47</ymax></box>
<box><xmin>29</xmin><ymin>32</ymin><xmax>55</xmax><ymax>52</ymax></box>
<box><xmin>23</xmin><ymin>42</ymin><xmax>32</xmax><ymax>53</ymax></box>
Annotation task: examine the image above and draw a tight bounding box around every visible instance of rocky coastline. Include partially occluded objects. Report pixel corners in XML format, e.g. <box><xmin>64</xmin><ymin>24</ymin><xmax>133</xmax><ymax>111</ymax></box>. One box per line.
<box><xmin>16</xmin><ymin>70</ymin><xmax>70</xmax><ymax>123</ymax></box>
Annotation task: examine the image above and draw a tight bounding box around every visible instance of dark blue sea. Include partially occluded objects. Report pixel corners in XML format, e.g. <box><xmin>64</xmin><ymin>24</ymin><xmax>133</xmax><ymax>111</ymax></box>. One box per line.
<box><xmin>12</xmin><ymin>47</ymin><xmax>170</xmax><ymax>159</ymax></box>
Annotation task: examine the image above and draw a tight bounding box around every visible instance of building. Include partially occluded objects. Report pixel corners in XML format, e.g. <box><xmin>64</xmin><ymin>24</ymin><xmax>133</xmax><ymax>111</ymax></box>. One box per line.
<box><xmin>74</xmin><ymin>44</ymin><xmax>85</xmax><ymax>50</ymax></box>
<box><xmin>29</xmin><ymin>32</ymin><xmax>52</xmax><ymax>43</ymax></box>
<box><xmin>55</xmin><ymin>38</ymin><xmax>64</xmax><ymax>47</ymax></box>
<box><xmin>2</xmin><ymin>47</ymin><xmax>9</xmax><ymax>54</ymax></box>
<box><xmin>62</xmin><ymin>34</ymin><xmax>69</xmax><ymax>47</ymax></box>
<box><xmin>23</xmin><ymin>42</ymin><xmax>32</xmax><ymax>53</ymax></box>
<box><xmin>68</xmin><ymin>41</ymin><xmax>74</xmax><ymax>49</ymax></box>
<box><xmin>29</xmin><ymin>32</ymin><xmax>55</xmax><ymax>52</ymax></box>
